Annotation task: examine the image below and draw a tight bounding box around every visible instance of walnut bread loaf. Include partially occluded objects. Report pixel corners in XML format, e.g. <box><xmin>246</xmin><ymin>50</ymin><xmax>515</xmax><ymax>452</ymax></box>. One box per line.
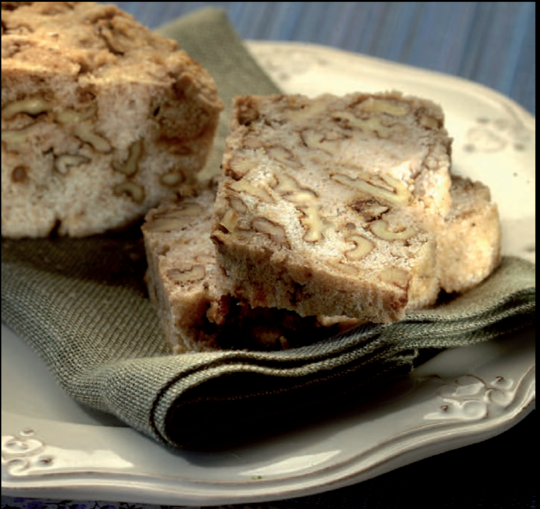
<box><xmin>210</xmin><ymin>92</ymin><xmax>457</xmax><ymax>323</ymax></box>
<box><xmin>142</xmin><ymin>184</ymin><xmax>354</xmax><ymax>353</ymax></box>
<box><xmin>1</xmin><ymin>2</ymin><xmax>223</xmax><ymax>237</ymax></box>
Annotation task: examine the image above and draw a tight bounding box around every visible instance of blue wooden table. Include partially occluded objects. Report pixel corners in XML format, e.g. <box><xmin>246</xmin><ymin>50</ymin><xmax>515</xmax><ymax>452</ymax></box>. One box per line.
<box><xmin>2</xmin><ymin>3</ymin><xmax>535</xmax><ymax>509</ymax></box>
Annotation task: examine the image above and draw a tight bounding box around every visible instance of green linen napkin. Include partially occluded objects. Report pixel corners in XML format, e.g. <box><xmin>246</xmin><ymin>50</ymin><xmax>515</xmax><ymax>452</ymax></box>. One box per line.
<box><xmin>1</xmin><ymin>8</ymin><xmax>536</xmax><ymax>449</ymax></box>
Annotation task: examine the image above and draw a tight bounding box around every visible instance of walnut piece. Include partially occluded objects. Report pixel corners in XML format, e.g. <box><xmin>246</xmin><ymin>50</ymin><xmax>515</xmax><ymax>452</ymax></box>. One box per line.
<box><xmin>332</xmin><ymin>111</ymin><xmax>394</xmax><ymax>137</ymax></box>
<box><xmin>218</xmin><ymin>209</ymin><xmax>239</xmax><ymax>232</ymax></box>
<box><xmin>343</xmin><ymin>234</ymin><xmax>374</xmax><ymax>261</ymax></box>
<box><xmin>54</xmin><ymin>154</ymin><xmax>90</xmax><ymax>174</ymax></box>
<box><xmin>418</xmin><ymin>114</ymin><xmax>441</xmax><ymax>130</ymax></box>
<box><xmin>73</xmin><ymin>125</ymin><xmax>111</xmax><ymax>153</ymax></box>
<box><xmin>160</xmin><ymin>170</ymin><xmax>185</xmax><ymax>187</ymax></box>
<box><xmin>266</xmin><ymin>145</ymin><xmax>301</xmax><ymax>168</ymax></box>
<box><xmin>370</xmin><ymin>219</ymin><xmax>417</xmax><ymax>240</ymax></box>
<box><xmin>300</xmin><ymin>205</ymin><xmax>327</xmax><ymax>243</ymax></box>
<box><xmin>56</xmin><ymin>105</ymin><xmax>96</xmax><ymax>124</ymax></box>
<box><xmin>300</xmin><ymin>128</ymin><xmax>343</xmax><ymax>155</ymax></box>
<box><xmin>166</xmin><ymin>265</ymin><xmax>206</xmax><ymax>285</ymax></box>
<box><xmin>331</xmin><ymin>172</ymin><xmax>411</xmax><ymax>206</ymax></box>
<box><xmin>226</xmin><ymin>155</ymin><xmax>259</xmax><ymax>179</ymax></box>
<box><xmin>55</xmin><ymin>105</ymin><xmax>110</xmax><ymax>152</ymax></box>
<box><xmin>301</xmin><ymin>129</ymin><xmax>325</xmax><ymax>149</ymax></box>
<box><xmin>2</xmin><ymin>96</ymin><xmax>53</xmax><ymax>119</ymax></box>
<box><xmin>194</xmin><ymin>254</ymin><xmax>215</xmax><ymax>264</ymax></box>
<box><xmin>281</xmin><ymin>99</ymin><xmax>328</xmax><ymax>123</ymax></box>
<box><xmin>177</xmin><ymin>203</ymin><xmax>205</xmax><ymax>216</ymax></box>
<box><xmin>228</xmin><ymin>195</ymin><xmax>248</xmax><ymax>214</ymax></box>
<box><xmin>146</xmin><ymin>215</ymin><xmax>193</xmax><ymax>232</ymax></box>
<box><xmin>415</xmin><ymin>108</ymin><xmax>442</xmax><ymax>130</ymax></box>
<box><xmin>112</xmin><ymin>139</ymin><xmax>143</xmax><ymax>176</ymax></box>
<box><xmin>243</xmin><ymin>137</ymin><xmax>264</xmax><ymax>149</ymax></box>
<box><xmin>252</xmin><ymin>217</ymin><xmax>289</xmax><ymax>245</ymax></box>
<box><xmin>228</xmin><ymin>179</ymin><xmax>275</xmax><ymax>204</ymax></box>
<box><xmin>379</xmin><ymin>267</ymin><xmax>409</xmax><ymax>289</ymax></box>
<box><xmin>11</xmin><ymin>165</ymin><xmax>28</xmax><ymax>183</ymax></box>
<box><xmin>350</xmin><ymin>198</ymin><xmax>389</xmax><ymax>223</ymax></box>
<box><xmin>328</xmin><ymin>260</ymin><xmax>360</xmax><ymax>276</ymax></box>
<box><xmin>2</xmin><ymin>125</ymin><xmax>34</xmax><ymax>151</ymax></box>
<box><xmin>357</xmin><ymin>98</ymin><xmax>410</xmax><ymax>117</ymax></box>
<box><xmin>145</xmin><ymin>203</ymin><xmax>204</xmax><ymax>232</ymax></box>
<box><xmin>146</xmin><ymin>214</ymin><xmax>191</xmax><ymax>232</ymax></box>
<box><xmin>113</xmin><ymin>181</ymin><xmax>145</xmax><ymax>203</ymax></box>
<box><xmin>271</xmin><ymin>170</ymin><xmax>318</xmax><ymax>204</ymax></box>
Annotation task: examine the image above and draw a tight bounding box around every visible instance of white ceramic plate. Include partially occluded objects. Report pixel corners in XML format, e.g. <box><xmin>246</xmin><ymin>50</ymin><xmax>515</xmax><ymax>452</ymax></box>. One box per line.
<box><xmin>1</xmin><ymin>42</ymin><xmax>535</xmax><ymax>507</ymax></box>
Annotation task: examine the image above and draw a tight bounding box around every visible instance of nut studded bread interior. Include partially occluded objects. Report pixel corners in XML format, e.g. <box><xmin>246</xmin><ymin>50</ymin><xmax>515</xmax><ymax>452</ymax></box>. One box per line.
<box><xmin>142</xmin><ymin>185</ymin><xmax>355</xmax><ymax>353</ymax></box>
<box><xmin>144</xmin><ymin>175</ymin><xmax>501</xmax><ymax>353</ymax></box>
<box><xmin>1</xmin><ymin>2</ymin><xmax>223</xmax><ymax>237</ymax></box>
<box><xmin>211</xmin><ymin>92</ymin><xmax>456</xmax><ymax>323</ymax></box>
<box><xmin>143</xmin><ymin>187</ymin><xmax>223</xmax><ymax>353</ymax></box>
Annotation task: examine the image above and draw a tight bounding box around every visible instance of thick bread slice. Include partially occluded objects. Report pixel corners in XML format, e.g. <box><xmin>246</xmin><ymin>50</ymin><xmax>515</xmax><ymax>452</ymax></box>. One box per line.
<box><xmin>143</xmin><ymin>187</ymin><xmax>220</xmax><ymax>353</ymax></box>
<box><xmin>211</xmin><ymin>92</ymin><xmax>452</xmax><ymax>322</ymax></box>
<box><xmin>142</xmin><ymin>186</ymin><xmax>350</xmax><ymax>353</ymax></box>
<box><xmin>143</xmin><ymin>177</ymin><xmax>500</xmax><ymax>353</ymax></box>
<box><xmin>1</xmin><ymin>2</ymin><xmax>223</xmax><ymax>237</ymax></box>
<box><xmin>435</xmin><ymin>176</ymin><xmax>501</xmax><ymax>293</ymax></box>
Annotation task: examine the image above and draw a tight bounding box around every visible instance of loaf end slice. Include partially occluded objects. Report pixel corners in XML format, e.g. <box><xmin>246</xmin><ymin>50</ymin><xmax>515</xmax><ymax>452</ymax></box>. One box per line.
<box><xmin>1</xmin><ymin>1</ymin><xmax>223</xmax><ymax>237</ymax></box>
<box><xmin>436</xmin><ymin>176</ymin><xmax>501</xmax><ymax>293</ymax></box>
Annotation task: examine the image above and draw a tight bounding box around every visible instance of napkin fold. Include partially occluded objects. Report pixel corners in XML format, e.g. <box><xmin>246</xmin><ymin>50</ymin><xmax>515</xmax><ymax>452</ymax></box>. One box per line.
<box><xmin>1</xmin><ymin>8</ymin><xmax>536</xmax><ymax>449</ymax></box>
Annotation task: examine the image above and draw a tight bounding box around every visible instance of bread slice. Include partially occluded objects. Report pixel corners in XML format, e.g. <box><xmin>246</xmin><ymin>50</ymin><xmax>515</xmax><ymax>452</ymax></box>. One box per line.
<box><xmin>1</xmin><ymin>2</ymin><xmax>223</xmax><ymax>237</ymax></box>
<box><xmin>434</xmin><ymin>176</ymin><xmax>501</xmax><ymax>293</ymax></box>
<box><xmin>143</xmin><ymin>187</ymin><xmax>220</xmax><ymax>352</ymax></box>
<box><xmin>142</xmin><ymin>185</ymin><xmax>351</xmax><ymax>353</ymax></box>
<box><xmin>210</xmin><ymin>92</ymin><xmax>454</xmax><ymax>322</ymax></box>
<box><xmin>142</xmin><ymin>179</ymin><xmax>500</xmax><ymax>354</ymax></box>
